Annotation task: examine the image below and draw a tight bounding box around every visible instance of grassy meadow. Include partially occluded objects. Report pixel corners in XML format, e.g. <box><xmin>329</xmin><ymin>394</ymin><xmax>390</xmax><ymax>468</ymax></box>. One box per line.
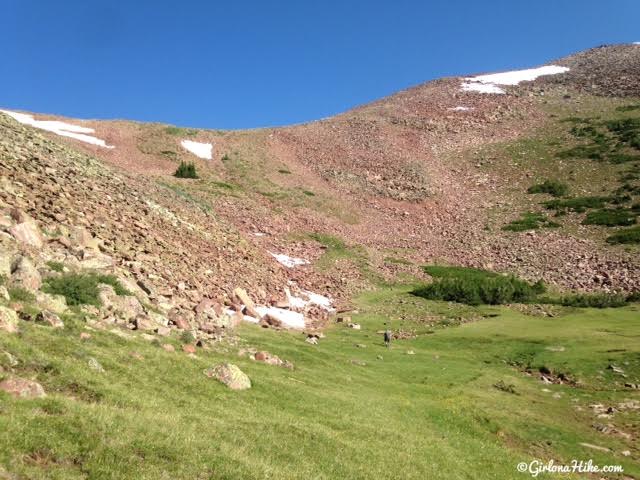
<box><xmin>1</xmin><ymin>283</ymin><xmax>638</xmax><ymax>479</ymax></box>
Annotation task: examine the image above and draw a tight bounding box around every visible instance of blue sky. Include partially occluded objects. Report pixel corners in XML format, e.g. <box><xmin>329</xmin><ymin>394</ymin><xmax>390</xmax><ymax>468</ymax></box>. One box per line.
<box><xmin>2</xmin><ymin>0</ymin><xmax>638</xmax><ymax>129</ymax></box>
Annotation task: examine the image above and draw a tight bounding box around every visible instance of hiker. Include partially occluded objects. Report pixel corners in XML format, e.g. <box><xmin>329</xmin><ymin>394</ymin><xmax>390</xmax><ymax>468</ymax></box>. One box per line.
<box><xmin>383</xmin><ymin>324</ymin><xmax>392</xmax><ymax>348</ymax></box>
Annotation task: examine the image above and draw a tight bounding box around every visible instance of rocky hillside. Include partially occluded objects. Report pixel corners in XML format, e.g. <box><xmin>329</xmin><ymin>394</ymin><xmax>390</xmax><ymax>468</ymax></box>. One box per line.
<box><xmin>1</xmin><ymin>44</ymin><xmax>639</xmax><ymax>341</ymax></box>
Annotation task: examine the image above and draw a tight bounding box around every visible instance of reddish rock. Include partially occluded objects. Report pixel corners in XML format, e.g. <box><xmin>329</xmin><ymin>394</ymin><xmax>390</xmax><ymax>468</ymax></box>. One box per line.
<box><xmin>0</xmin><ymin>377</ymin><xmax>46</xmax><ymax>399</ymax></box>
<box><xmin>8</xmin><ymin>222</ymin><xmax>43</xmax><ymax>248</ymax></box>
<box><xmin>182</xmin><ymin>344</ymin><xmax>197</xmax><ymax>354</ymax></box>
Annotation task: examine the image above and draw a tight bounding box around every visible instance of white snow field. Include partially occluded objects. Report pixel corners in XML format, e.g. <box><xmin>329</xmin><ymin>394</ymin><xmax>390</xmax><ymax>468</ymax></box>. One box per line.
<box><xmin>270</xmin><ymin>253</ymin><xmax>309</xmax><ymax>268</ymax></box>
<box><xmin>180</xmin><ymin>139</ymin><xmax>212</xmax><ymax>160</ymax></box>
<box><xmin>461</xmin><ymin>65</ymin><xmax>570</xmax><ymax>94</ymax></box>
<box><xmin>0</xmin><ymin>110</ymin><xmax>114</xmax><ymax>148</ymax></box>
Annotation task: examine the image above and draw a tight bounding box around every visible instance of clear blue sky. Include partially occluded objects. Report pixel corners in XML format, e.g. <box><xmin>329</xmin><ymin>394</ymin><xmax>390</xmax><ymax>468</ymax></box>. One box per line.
<box><xmin>2</xmin><ymin>0</ymin><xmax>638</xmax><ymax>129</ymax></box>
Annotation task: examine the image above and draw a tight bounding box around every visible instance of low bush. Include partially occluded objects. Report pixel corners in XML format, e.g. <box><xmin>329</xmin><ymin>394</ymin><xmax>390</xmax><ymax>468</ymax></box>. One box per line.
<box><xmin>46</xmin><ymin>261</ymin><xmax>65</xmax><ymax>272</ymax></box>
<box><xmin>503</xmin><ymin>212</ymin><xmax>560</xmax><ymax>232</ymax></box>
<box><xmin>43</xmin><ymin>273</ymin><xmax>130</xmax><ymax>307</ymax></box>
<box><xmin>527</xmin><ymin>180</ymin><xmax>569</xmax><ymax>197</ymax></box>
<box><xmin>554</xmin><ymin>293</ymin><xmax>628</xmax><ymax>308</ymax></box>
<box><xmin>606</xmin><ymin>225</ymin><xmax>640</xmax><ymax>244</ymax></box>
<box><xmin>174</xmin><ymin>161</ymin><xmax>198</xmax><ymax>179</ymax></box>
<box><xmin>8</xmin><ymin>287</ymin><xmax>36</xmax><ymax>303</ymax></box>
<box><xmin>414</xmin><ymin>266</ymin><xmax>545</xmax><ymax>306</ymax></box>
<box><xmin>543</xmin><ymin>196</ymin><xmax>612</xmax><ymax>213</ymax></box>
<box><xmin>582</xmin><ymin>209</ymin><xmax>637</xmax><ymax>227</ymax></box>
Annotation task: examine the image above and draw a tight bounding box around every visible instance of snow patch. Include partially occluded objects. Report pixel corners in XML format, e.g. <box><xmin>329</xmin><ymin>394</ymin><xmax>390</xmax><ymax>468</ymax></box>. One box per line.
<box><xmin>634</xmin><ymin>42</ymin><xmax>640</xmax><ymax>45</ymax></box>
<box><xmin>448</xmin><ymin>106</ymin><xmax>472</xmax><ymax>111</ymax></box>
<box><xmin>255</xmin><ymin>306</ymin><xmax>306</xmax><ymax>329</ymax></box>
<box><xmin>286</xmin><ymin>288</ymin><xmax>334</xmax><ymax>312</ymax></box>
<box><xmin>270</xmin><ymin>252</ymin><xmax>309</xmax><ymax>268</ymax></box>
<box><xmin>0</xmin><ymin>110</ymin><xmax>114</xmax><ymax>148</ymax></box>
<box><xmin>180</xmin><ymin>139</ymin><xmax>212</xmax><ymax>160</ymax></box>
<box><xmin>461</xmin><ymin>65</ymin><xmax>570</xmax><ymax>94</ymax></box>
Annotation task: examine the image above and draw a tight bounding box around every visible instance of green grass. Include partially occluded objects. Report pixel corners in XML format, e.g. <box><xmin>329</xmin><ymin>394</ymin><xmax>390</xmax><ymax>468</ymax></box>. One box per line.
<box><xmin>42</xmin><ymin>273</ymin><xmax>130</xmax><ymax>307</ymax></box>
<box><xmin>174</xmin><ymin>161</ymin><xmax>199</xmax><ymax>179</ymax></box>
<box><xmin>527</xmin><ymin>180</ymin><xmax>569</xmax><ymax>197</ymax></box>
<box><xmin>46</xmin><ymin>261</ymin><xmax>65</xmax><ymax>273</ymax></box>
<box><xmin>582</xmin><ymin>208</ymin><xmax>637</xmax><ymax>227</ymax></box>
<box><xmin>7</xmin><ymin>287</ymin><xmax>36</xmax><ymax>303</ymax></box>
<box><xmin>606</xmin><ymin>225</ymin><xmax>640</xmax><ymax>244</ymax></box>
<box><xmin>502</xmin><ymin>212</ymin><xmax>560</xmax><ymax>232</ymax></box>
<box><xmin>165</xmin><ymin>126</ymin><xmax>198</xmax><ymax>137</ymax></box>
<box><xmin>0</xmin><ymin>286</ymin><xmax>638</xmax><ymax>479</ymax></box>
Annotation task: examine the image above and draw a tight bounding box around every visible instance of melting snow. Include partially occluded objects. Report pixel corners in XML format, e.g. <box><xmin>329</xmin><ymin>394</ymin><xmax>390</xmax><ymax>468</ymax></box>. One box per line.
<box><xmin>255</xmin><ymin>306</ymin><xmax>306</xmax><ymax>329</ymax></box>
<box><xmin>461</xmin><ymin>65</ymin><xmax>570</xmax><ymax>94</ymax></box>
<box><xmin>449</xmin><ymin>106</ymin><xmax>472</xmax><ymax>111</ymax></box>
<box><xmin>270</xmin><ymin>253</ymin><xmax>309</xmax><ymax>268</ymax></box>
<box><xmin>0</xmin><ymin>110</ymin><xmax>114</xmax><ymax>148</ymax></box>
<box><xmin>181</xmin><ymin>139</ymin><xmax>212</xmax><ymax>160</ymax></box>
<box><xmin>286</xmin><ymin>288</ymin><xmax>334</xmax><ymax>312</ymax></box>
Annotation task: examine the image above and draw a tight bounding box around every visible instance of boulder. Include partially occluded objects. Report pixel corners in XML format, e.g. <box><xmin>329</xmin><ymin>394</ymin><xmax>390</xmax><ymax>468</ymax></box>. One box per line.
<box><xmin>155</xmin><ymin>326</ymin><xmax>171</xmax><ymax>337</ymax></box>
<box><xmin>134</xmin><ymin>314</ymin><xmax>156</xmax><ymax>331</ymax></box>
<box><xmin>35</xmin><ymin>292</ymin><xmax>67</xmax><ymax>315</ymax></box>
<box><xmin>78</xmin><ymin>251</ymin><xmax>114</xmax><ymax>270</ymax></box>
<box><xmin>10</xmin><ymin>255</ymin><xmax>41</xmax><ymax>291</ymax></box>
<box><xmin>0</xmin><ymin>246</ymin><xmax>14</xmax><ymax>277</ymax></box>
<box><xmin>35</xmin><ymin>310</ymin><xmax>64</xmax><ymax>329</ymax></box>
<box><xmin>69</xmin><ymin>227</ymin><xmax>100</xmax><ymax>251</ymax></box>
<box><xmin>87</xmin><ymin>357</ymin><xmax>105</xmax><ymax>373</ymax></box>
<box><xmin>0</xmin><ymin>306</ymin><xmax>19</xmax><ymax>333</ymax></box>
<box><xmin>182</xmin><ymin>344</ymin><xmax>197</xmax><ymax>354</ymax></box>
<box><xmin>0</xmin><ymin>377</ymin><xmax>46</xmax><ymax>398</ymax></box>
<box><xmin>233</xmin><ymin>287</ymin><xmax>261</xmax><ymax>319</ymax></box>
<box><xmin>0</xmin><ymin>286</ymin><xmax>9</xmax><ymax>302</ymax></box>
<box><xmin>8</xmin><ymin>222</ymin><xmax>43</xmax><ymax>249</ymax></box>
<box><xmin>114</xmin><ymin>295</ymin><xmax>145</xmax><ymax>322</ymax></box>
<box><xmin>169</xmin><ymin>310</ymin><xmax>191</xmax><ymax>330</ymax></box>
<box><xmin>204</xmin><ymin>363</ymin><xmax>251</xmax><ymax>390</ymax></box>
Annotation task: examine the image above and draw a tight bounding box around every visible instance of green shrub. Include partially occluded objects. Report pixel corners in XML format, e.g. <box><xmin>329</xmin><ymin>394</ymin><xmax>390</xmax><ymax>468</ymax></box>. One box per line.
<box><xmin>503</xmin><ymin>212</ymin><xmax>560</xmax><ymax>232</ymax></box>
<box><xmin>8</xmin><ymin>287</ymin><xmax>36</xmax><ymax>303</ymax></box>
<box><xmin>46</xmin><ymin>261</ymin><xmax>65</xmax><ymax>272</ymax></box>
<box><xmin>583</xmin><ymin>209</ymin><xmax>637</xmax><ymax>227</ymax></box>
<box><xmin>552</xmin><ymin>293</ymin><xmax>628</xmax><ymax>308</ymax></box>
<box><xmin>527</xmin><ymin>180</ymin><xmax>569</xmax><ymax>197</ymax></box>
<box><xmin>174</xmin><ymin>161</ymin><xmax>198</xmax><ymax>179</ymax></box>
<box><xmin>606</xmin><ymin>225</ymin><xmax>640</xmax><ymax>244</ymax></box>
<box><xmin>165</xmin><ymin>126</ymin><xmax>197</xmax><ymax>136</ymax></box>
<box><xmin>543</xmin><ymin>196</ymin><xmax>612</xmax><ymax>213</ymax></box>
<box><xmin>627</xmin><ymin>291</ymin><xmax>640</xmax><ymax>302</ymax></box>
<box><xmin>43</xmin><ymin>273</ymin><xmax>130</xmax><ymax>307</ymax></box>
<box><xmin>414</xmin><ymin>266</ymin><xmax>544</xmax><ymax>306</ymax></box>
<box><xmin>181</xmin><ymin>331</ymin><xmax>196</xmax><ymax>344</ymax></box>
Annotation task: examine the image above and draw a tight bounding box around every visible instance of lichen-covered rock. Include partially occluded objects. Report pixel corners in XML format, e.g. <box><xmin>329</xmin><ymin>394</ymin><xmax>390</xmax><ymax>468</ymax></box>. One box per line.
<box><xmin>10</xmin><ymin>255</ymin><xmax>41</xmax><ymax>291</ymax></box>
<box><xmin>35</xmin><ymin>310</ymin><xmax>64</xmax><ymax>329</ymax></box>
<box><xmin>8</xmin><ymin>222</ymin><xmax>43</xmax><ymax>248</ymax></box>
<box><xmin>0</xmin><ymin>377</ymin><xmax>46</xmax><ymax>398</ymax></box>
<box><xmin>0</xmin><ymin>306</ymin><xmax>19</xmax><ymax>333</ymax></box>
<box><xmin>35</xmin><ymin>291</ymin><xmax>67</xmax><ymax>315</ymax></box>
<box><xmin>204</xmin><ymin>363</ymin><xmax>251</xmax><ymax>390</ymax></box>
